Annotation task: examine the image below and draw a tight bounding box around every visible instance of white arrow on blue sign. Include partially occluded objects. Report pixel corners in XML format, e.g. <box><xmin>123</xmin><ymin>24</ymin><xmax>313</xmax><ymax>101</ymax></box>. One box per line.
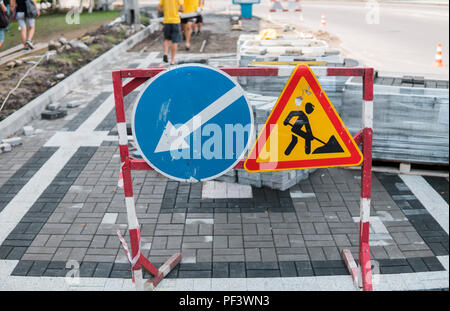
<box><xmin>132</xmin><ymin>64</ymin><xmax>254</xmax><ymax>182</ymax></box>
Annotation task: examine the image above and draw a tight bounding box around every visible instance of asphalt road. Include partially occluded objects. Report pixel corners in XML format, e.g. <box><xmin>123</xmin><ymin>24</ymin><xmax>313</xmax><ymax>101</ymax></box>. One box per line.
<box><xmin>222</xmin><ymin>0</ymin><xmax>449</xmax><ymax>77</ymax></box>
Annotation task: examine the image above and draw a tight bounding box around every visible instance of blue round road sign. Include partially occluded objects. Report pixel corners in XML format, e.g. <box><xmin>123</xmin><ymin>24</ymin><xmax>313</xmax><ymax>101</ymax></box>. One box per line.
<box><xmin>132</xmin><ymin>64</ymin><xmax>254</xmax><ymax>182</ymax></box>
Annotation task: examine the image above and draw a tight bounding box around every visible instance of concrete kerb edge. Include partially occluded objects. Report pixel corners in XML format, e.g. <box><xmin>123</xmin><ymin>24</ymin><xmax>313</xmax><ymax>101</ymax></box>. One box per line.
<box><xmin>0</xmin><ymin>20</ymin><xmax>161</xmax><ymax>139</ymax></box>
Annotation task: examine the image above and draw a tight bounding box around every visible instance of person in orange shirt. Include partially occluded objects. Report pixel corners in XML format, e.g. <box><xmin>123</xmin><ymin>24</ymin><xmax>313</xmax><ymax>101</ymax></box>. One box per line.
<box><xmin>158</xmin><ymin>0</ymin><xmax>184</xmax><ymax>65</ymax></box>
<box><xmin>181</xmin><ymin>0</ymin><xmax>196</xmax><ymax>50</ymax></box>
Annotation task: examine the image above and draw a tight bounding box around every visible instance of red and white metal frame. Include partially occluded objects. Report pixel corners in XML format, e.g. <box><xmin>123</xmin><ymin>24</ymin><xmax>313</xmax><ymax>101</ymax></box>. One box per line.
<box><xmin>112</xmin><ymin>66</ymin><xmax>374</xmax><ymax>291</ymax></box>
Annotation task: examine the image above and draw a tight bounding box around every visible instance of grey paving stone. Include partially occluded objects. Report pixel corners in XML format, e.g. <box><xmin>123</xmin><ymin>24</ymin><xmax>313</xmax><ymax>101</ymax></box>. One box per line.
<box><xmin>245</xmin><ymin>248</ymin><xmax>261</xmax><ymax>262</ymax></box>
<box><xmin>22</xmin><ymin>254</ymin><xmax>53</xmax><ymax>261</ymax></box>
<box><xmin>182</xmin><ymin>241</ymin><xmax>212</xmax><ymax>249</ymax></box>
<box><xmin>299</xmin><ymin>223</ymin><xmax>316</xmax><ymax>234</ymax></box>
<box><xmin>256</xmin><ymin>223</ymin><xmax>272</xmax><ymax>235</ymax></box>
<box><xmin>69</xmin><ymin>248</ymin><xmax>87</xmax><ymax>261</ymax></box>
<box><xmin>183</xmin><ymin>224</ymin><xmax>199</xmax><ymax>236</ymax></box>
<box><xmin>278</xmin><ymin>254</ymin><xmax>310</xmax><ymax>261</ymax></box>
<box><xmin>229</xmin><ymin>236</ymin><xmax>243</xmax><ymax>248</ymax></box>
<box><xmin>307</xmin><ymin>247</ymin><xmax>326</xmax><ymax>261</ymax></box>
<box><xmin>229</xmin><ymin>262</ymin><xmax>246</xmax><ymax>278</ymax></box>
<box><xmin>30</xmin><ymin>235</ymin><xmax>50</xmax><ymax>247</ymax></box>
<box><xmin>167</xmin><ymin>236</ymin><xmax>182</xmax><ymax>249</ymax></box>
<box><xmin>28</xmin><ymin>261</ymin><xmax>50</xmax><ymax>276</ymax></box>
<box><xmin>402</xmin><ymin>250</ymin><xmax>435</xmax><ymax>258</ymax></box>
<box><xmin>261</xmin><ymin>248</ymin><xmax>277</xmax><ymax>262</ymax></box>
<box><xmin>370</xmin><ymin>246</ymin><xmax>389</xmax><ymax>259</ymax></box>
<box><xmin>384</xmin><ymin>245</ymin><xmax>406</xmax><ymax>259</ymax></box>
<box><xmin>213</xmin><ymin>254</ymin><xmax>245</xmax><ymax>262</ymax></box>
<box><xmin>242</xmin><ymin>223</ymin><xmax>257</xmax><ymax>235</ymax></box>
<box><xmin>246</xmin><ymin>269</ymin><xmax>280</xmax><ymax>278</ymax></box>
<box><xmin>323</xmin><ymin>246</ymin><xmax>341</xmax><ymax>260</ymax></box>
<box><xmin>212</xmin><ymin>262</ymin><xmax>229</xmax><ymax>278</ymax></box>
<box><xmin>197</xmin><ymin>249</ymin><xmax>212</xmax><ymax>262</ymax></box>
<box><xmin>6</xmin><ymin>247</ymin><xmax>27</xmax><ymax>260</ymax></box>
<box><xmin>11</xmin><ymin>260</ymin><xmax>34</xmax><ymax>276</ymax></box>
<box><xmin>406</xmin><ymin>258</ymin><xmax>429</xmax><ymax>272</ymax></box>
<box><xmin>273</xmin><ymin>235</ymin><xmax>290</xmax><ymax>248</ymax></box>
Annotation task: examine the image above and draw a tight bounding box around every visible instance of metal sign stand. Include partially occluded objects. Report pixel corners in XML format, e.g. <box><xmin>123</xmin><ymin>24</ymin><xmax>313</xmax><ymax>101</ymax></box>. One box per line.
<box><xmin>112</xmin><ymin>66</ymin><xmax>374</xmax><ymax>291</ymax></box>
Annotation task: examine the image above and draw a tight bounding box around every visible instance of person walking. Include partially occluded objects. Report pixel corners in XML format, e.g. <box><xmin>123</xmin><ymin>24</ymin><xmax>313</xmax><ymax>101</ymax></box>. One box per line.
<box><xmin>3</xmin><ymin>0</ymin><xmax>9</xmax><ymax>30</ymax></box>
<box><xmin>181</xmin><ymin>0</ymin><xmax>195</xmax><ymax>50</ymax></box>
<box><xmin>158</xmin><ymin>0</ymin><xmax>184</xmax><ymax>65</ymax></box>
<box><xmin>0</xmin><ymin>0</ymin><xmax>8</xmax><ymax>49</ymax></box>
<box><xmin>193</xmin><ymin>0</ymin><xmax>204</xmax><ymax>35</ymax></box>
<box><xmin>13</xmin><ymin>0</ymin><xmax>39</xmax><ymax>50</ymax></box>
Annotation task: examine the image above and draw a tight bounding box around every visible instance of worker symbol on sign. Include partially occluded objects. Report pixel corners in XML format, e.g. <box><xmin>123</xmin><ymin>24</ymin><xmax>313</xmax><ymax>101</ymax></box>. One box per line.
<box><xmin>283</xmin><ymin>99</ymin><xmax>344</xmax><ymax>156</ymax></box>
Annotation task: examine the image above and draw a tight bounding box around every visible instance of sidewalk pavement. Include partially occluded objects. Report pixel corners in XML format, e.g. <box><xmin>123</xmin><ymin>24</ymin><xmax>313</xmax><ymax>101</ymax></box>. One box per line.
<box><xmin>0</xmin><ymin>47</ymin><xmax>448</xmax><ymax>291</ymax></box>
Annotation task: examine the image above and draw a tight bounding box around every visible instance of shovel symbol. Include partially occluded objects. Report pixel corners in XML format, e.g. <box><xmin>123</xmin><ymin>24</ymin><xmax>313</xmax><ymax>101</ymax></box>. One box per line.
<box><xmin>286</xmin><ymin>122</ymin><xmax>344</xmax><ymax>154</ymax></box>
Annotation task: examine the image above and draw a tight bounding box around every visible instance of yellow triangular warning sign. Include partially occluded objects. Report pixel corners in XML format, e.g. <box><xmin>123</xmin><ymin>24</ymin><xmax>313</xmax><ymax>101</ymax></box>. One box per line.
<box><xmin>244</xmin><ymin>65</ymin><xmax>363</xmax><ymax>172</ymax></box>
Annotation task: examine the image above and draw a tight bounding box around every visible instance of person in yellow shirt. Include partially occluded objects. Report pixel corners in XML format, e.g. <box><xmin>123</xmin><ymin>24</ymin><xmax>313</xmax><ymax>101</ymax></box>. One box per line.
<box><xmin>158</xmin><ymin>0</ymin><xmax>185</xmax><ymax>65</ymax></box>
<box><xmin>194</xmin><ymin>0</ymin><xmax>205</xmax><ymax>36</ymax></box>
<box><xmin>181</xmin><ymin>0</ymin><xmax>196</xmax><ymax>50</ymax></box>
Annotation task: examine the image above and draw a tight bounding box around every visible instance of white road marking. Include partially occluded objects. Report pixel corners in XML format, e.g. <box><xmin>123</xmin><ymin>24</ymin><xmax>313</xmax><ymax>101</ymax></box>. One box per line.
<box><xmin>202</xmin><ymin>181</ymin><xmax>253</xmax><ymax>199</ymax></box>
<box><xmin>101</xmin><ymin>213</ymin><xmax>118</xmax><ymax>224</ymax></box>
<box><xmin>290</xmin><ymin>190</ymin><xmax>316</xmax><ymax>199</ymax></box>
<box><xmin>400</xmin><ymin>174</ymin><xmax>449</xmax><ymax>234</ymax></box>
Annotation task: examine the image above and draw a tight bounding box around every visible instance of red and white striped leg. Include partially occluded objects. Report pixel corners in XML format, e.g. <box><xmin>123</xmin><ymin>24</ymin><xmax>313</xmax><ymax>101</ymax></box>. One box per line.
<box><xmin>342</xmin><ymin>69</ymin><xmax>374</xmax><ymax>291</ymax></box>
<box><xmin>359</xmin><ymin>69</ymin><xmax>374</xmax><ymax>291</ymax></box>
<box><xmin>113</xmin><ymin>71</ymin><xmax>181</xmax><ymax>291</ymax></box>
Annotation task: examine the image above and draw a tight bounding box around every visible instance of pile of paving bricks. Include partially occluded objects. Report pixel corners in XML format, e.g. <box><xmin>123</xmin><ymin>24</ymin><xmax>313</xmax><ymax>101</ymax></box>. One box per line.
<box><xmin>0</xmin><ymin>125</ymin><xmax>36</xmax><ymax>153</ymax></box>
<box><xmin>341</xmin><ymin>73</ymin><xmax>449</xmax><ymax>165</ymax></box>
<box><xmin>235</xmin><ymin>34</ymin><xmax>361</xmax><ymax>113</ymax></box>
<box><xmin>237</xmin><ymin>33</ymin><xmax>341</xmax><ymax>62</ymax></box>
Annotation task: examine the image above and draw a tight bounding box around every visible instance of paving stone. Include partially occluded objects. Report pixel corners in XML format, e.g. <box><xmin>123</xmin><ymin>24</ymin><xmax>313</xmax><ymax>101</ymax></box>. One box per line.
<box><xmin>197</xmin><ymin>249</ymin><xmax>213</xmax><ymax>262</ymax></box>
<box><xmin>406</xmin><ymin>257</ymin><xmax>429</xmax><ymax>272</ymax></box>
<box><xmin>307</xmin><ymin>247</ymin><xmax>326</xmax><ymax>261</ymax></box>
<box><xmin>422</xmin><ymin>257</ymin><xmax>445</xmax><ymax>271</ymax></box>
<box><xmin>6</xmin><ymin>247</ymin><xmax>27</xmax><ymax>260</ymax></box>
<box><xmin>212</xmin><ymin>262</ymin><xmax>229</xmax><ymax>278</ymax></box>
<box><xmin>229</xmin><ymin>262</ymin><xmax>246</xmax><ymax>278</ymax></box>
<box><xmin>261</xmin><ymin>248</ymin><xmax>277</xmax><ymax>262</ymax></box>
<box><xmin>279</xmin><ymin>261</ymin><xmax>297</xmax><ymax>277</ymax></box>
<box><xmin>245</xmin><ymin>248</ymin><xmax>261</xmax><ymax>262</ymax></box>
<box><xmin>11</xmin><ymin>260</ymin><xmax>34</xmax><ymax>276</ymax></box>
<box><xmin>28</xmin><ymin>261</ymin><xmax>50</xmax><ymax>276</ymax></box>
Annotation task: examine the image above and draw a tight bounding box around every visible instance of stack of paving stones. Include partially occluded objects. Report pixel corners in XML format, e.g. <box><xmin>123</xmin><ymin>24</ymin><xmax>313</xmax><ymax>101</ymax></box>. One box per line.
<box><xmin>238</xmin><ymin>57</ymin><xmax>362</xmax><ymax>115</ymax></box>
<box><xmin>236</xmin><ymin>33</ymin><xmax>354</xmax><ymax>113</ymax></box>
<box><xmin>341</xmin><ymin>74</ymin><xmax>450</xmax><ymax>164</ymax></box>
<box><xmin>237</xmin><ymin>34</ymin><xmax>342</xmax><ymax>63</ymax></box>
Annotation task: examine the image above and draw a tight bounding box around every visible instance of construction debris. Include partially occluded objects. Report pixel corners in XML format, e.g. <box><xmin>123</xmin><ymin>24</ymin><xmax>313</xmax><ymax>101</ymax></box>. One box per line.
<box><xmin>1</xmin><ymin>137</ymin><xmax>23</xmax><ymax>146</ymax></box>
<box><xmin>41</xmin><ymin>109</ymin><xmax>67</xmax><ymax>120</ymax></box>
<box><xmin>23</xmin><ymin>126</ymin><xmax>34</xmax><ymax>136</ymax></box>
<box><xmin>0</xmin><ymin>143</ymin><xmax>12</xmax><ymax>153</ymax></box>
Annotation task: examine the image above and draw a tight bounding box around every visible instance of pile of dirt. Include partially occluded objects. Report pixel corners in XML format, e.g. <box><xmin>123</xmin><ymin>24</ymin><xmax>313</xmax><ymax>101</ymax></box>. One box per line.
<box><xmin>0</xmin><ymin>23</ymin><xmax>136</xmax><ymax>122</ymax></box>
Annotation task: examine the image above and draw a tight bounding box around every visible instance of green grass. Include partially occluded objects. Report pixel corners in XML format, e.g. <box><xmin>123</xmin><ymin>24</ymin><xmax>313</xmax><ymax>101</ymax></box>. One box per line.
<box><xmin>1</xmin><ymin>10</ymin><xmax>120</xmax><ymax>52</ymax></box>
